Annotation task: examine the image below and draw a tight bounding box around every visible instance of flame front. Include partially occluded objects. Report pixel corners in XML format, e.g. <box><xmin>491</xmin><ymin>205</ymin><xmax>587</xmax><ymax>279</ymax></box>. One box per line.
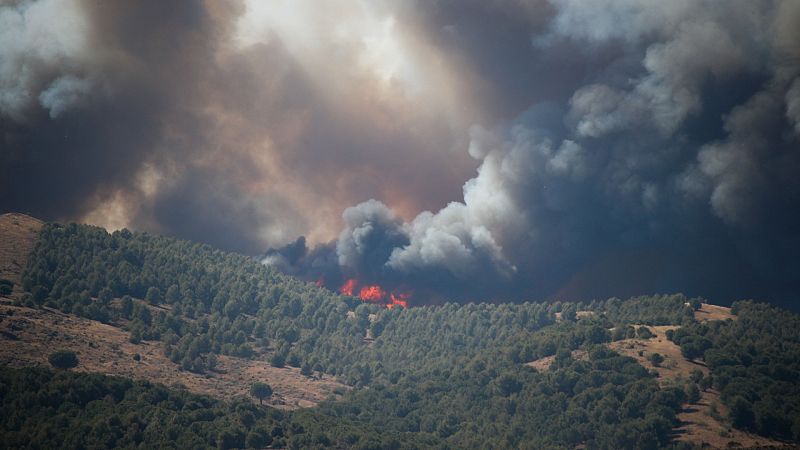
<box><xmin>388</xmin><ymin>293</ymin><xmax>409</xmax><ymax>309</ymax></box>
<box><xmin>337</xmin><ymin>278</ymin><xmax>409</xmax><ymax>308</ymax></box>
<box><xmin>339</xmin><ymin>278</ymin><xmax>356</xmax><ymax>296</ymax></box>
<box><xmin>359</xmin><ymin>285</ymin><xmax>386</xmax><ymax>302</ymax></box>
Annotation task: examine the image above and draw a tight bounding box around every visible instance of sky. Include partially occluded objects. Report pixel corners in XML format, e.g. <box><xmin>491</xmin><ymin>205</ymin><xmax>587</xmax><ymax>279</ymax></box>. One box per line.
<box><xmin>1</xmin><ymin>0</ymin><xmax>799</xmax><ymax>308</ymax></box>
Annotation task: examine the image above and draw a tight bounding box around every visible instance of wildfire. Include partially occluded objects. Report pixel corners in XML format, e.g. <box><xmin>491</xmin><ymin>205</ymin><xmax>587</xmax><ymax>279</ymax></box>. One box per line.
<box><xmin>388</xmin><ymin>293</ymin><xmax>409</xmax><ymax>309</ymax></box>
<box><xmin>359</xmin><ymin>285</ymin><xmax>385</xmax><ymax>302</ymax></box>
<box><xmin>339</xmin><ymin>278</ymin><xmax>356</xmax><ymax>296</ymax></box>
<box><xmin>336</xmin><ymin>278</ymin><xmax>409</xmax><ymax>309</ymax></box>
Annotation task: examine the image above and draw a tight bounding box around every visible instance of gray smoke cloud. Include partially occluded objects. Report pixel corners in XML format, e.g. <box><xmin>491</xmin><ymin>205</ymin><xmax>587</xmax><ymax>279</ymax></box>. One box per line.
<box><xmin>270</xmin><ymin>0</ymin><xmax>800</xmax><ymax>308</ymax></box>
<box><xmin>2</xmin><ymin>0</ymin><xmax>799</xmax><ymax>308</ymax></box>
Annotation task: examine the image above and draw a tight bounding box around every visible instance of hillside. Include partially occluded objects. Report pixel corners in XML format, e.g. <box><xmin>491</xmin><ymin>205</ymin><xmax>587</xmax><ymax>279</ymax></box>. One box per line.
<box><xmin>0</xmin><ymin>213</ymin><xmax>43</xmax><ymax>289</ymax></box>
<box><xmin>1</xmin><ymin>217</ymin><xmax>799</xmax><ymax>449</ymax></box>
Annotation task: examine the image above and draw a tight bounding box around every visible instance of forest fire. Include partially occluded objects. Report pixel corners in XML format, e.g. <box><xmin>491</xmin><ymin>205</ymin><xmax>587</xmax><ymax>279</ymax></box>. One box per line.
<box><xmin>339</xmin><ymin>278</ymin><xmax>356</xmax><ymax>296</ymax></box>
<box><xmin>337</xmin><ymin>278</ymin><xmax>409</xmax><ymax>308</ymax></box>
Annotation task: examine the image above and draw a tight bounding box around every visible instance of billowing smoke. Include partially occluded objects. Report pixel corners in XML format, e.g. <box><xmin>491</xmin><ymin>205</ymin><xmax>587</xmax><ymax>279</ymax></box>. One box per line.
<box><xmin>0</xmin><ymin>0</ymin><xmax>484</xmax><ymax>253</ymax></box>
<box><xmin>2</xmin><ymin>1</ymin><xmax>798</xmax><ymax>308</ymax></box>
<box><xmin>267</xmin><ymin>0</ymin><xmax>800</xmax><ymax>309</ymax></box>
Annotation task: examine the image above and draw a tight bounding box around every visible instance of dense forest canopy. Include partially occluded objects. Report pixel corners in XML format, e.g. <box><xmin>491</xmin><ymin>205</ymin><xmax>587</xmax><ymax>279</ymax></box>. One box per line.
<box><xmin>1</xmin><ymin>222</ymin><xmax>798</xmax><ymax>448</ymax></box>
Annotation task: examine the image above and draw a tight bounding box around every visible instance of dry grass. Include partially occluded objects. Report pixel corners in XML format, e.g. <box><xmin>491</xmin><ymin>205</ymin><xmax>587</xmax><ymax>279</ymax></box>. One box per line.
<box><xmin>525</xmin><ymin>349</ymin><xmax>588</xmax><ymax>372</ymax></box>
<box><xmin>0</xmin><ymin>304</ymin><xmax>347</xmax><ymax>410</ymax></box>
<box><xmin>0</xmin><ymin>213</ymin><xmax>43</xmax><ymax>289</ymax></box>
<box><xmin>0</xmin><ymin>214</ymin><xmax>789</xmax><ymax>444</ymax></box>
<box><xmin>0</xmin><ymin>213</ymin><xmax>348</xmax><ymax>409</ymax></box>
<box><xmin>608</xmin><ymin>324</ymin><xmax>788</xmax><ymax>448</ymax></box>
<box><xmin>607</xmin><ymin>325</ymin><xmax>703</xmax><ymax>383</ymax></box>
<box><xmin>695</xmin><ymin>303</ymin><xmax>735</xmax><ymax>322</ymax></box>
<box><xmin>673</xmin><ymin>388</ymin><xmax>789</xmax><ymax>449</ymax></box>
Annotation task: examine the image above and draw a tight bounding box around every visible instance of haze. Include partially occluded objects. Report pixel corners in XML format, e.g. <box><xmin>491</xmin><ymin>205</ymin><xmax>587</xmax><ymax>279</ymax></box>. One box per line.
<box><xmin>1</xmin><ymin>0</ymin><xmax>799</xmax><ymax>308</ymax></box>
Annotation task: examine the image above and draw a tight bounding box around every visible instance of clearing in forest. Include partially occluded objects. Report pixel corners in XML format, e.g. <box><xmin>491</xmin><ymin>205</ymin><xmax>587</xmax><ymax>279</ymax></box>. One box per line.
<box><xmin>0</xmin><ymin>304</ymin><xmax>347</xmax><ymax>410</ymax></box>
<box><xmin>0</xmin><ymin>213</ymin><xmax>43</xmax><ymax>288</ymax></box>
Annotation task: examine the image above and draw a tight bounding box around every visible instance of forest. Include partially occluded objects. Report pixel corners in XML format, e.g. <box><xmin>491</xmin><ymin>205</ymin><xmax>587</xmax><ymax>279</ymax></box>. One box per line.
<box><xmin>2</xmin><ymin>222</ymin><xmax>798</xmax><ymax>448</ymax></box>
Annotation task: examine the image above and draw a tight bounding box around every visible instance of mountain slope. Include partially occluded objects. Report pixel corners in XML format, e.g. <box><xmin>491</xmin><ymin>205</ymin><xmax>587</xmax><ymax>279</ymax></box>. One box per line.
<box><xmin>0</xmin><ymin>213</ymin><xmax>43</xmax><ymax>289</ymax></box>
<box><xmin>1</xmin><ymin>218</ymin><xmax>798</xmax><ymax>449</ymax></box>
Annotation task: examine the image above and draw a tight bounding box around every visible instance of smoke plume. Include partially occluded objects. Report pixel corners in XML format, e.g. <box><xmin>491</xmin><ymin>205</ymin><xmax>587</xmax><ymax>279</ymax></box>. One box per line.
<box><xmin>265</xmin><ymin>0</ymin><xmax>800</xmax><ymax>308</ymax></box>
<box><xmin>2</xmin><ymin>1</ymin><xmax>799</xmax><ymax>308</ymax></box>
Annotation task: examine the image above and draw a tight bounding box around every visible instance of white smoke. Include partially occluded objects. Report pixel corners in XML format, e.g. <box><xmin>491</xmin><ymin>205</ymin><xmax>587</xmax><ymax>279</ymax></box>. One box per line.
<box><xmin>325</xmin><ymin>0</ymin><xmax>800</xmax><ymax>302</ymax></box>
<box><xmin>0</xmin><ymin>0</ymin><xmax>93</xmax><ymax>119</ymax></box>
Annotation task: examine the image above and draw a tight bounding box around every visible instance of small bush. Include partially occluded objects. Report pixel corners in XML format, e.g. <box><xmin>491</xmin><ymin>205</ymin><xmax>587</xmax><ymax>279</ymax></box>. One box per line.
<box><xmin>0</xmin><ymin>278</ymin><xmax>13</xmax><ymax>295</ymax></box>
<box><xmin>648</xmin><ymin>352</ymin><xmax>665</xmax><ymax>366</ymax></box>
<box><xmin>48</xmin><ymin>350</ymin><xmax>79</xmax><ymax>369</ymax></box>
<box><xmin>636</xmin><ymin>326</ymin><xmax>655</xmax><ymax>339</ymax></box>
<box><xmin>270</xmin><ymin>353</ymin><xmax>286</xmax><ymax>368</ymax></box>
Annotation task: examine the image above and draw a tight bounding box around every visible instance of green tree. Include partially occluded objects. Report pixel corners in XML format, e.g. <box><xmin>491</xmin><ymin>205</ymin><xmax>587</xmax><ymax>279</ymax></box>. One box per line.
<box><xmin>270</xmin><ymin>352</ymin><xmax>286</xmax><ymax>368</ymax></box>
<box><xmin>561</xmin><ymin>305</ymin><xmax>577</xmax><ymax>322</ymax></box>
<box><xmin>48</xmin><ymin>350</ymin><xmax>79</xmax><ymax>369</ymax></box>
<box><xmin>636</xmin><ymin>326</ymin><xmax>654</xmax><ymax>339</ymax></box>
<box><xmin>0</xmin><ymin>278</ymin><xmax>13</xmax><ymax>296</ymax></box>
<box><xmin>245</xmin><ymin>429</ymin><xmax>272</xmax><ymax>448</ymax></box>
<box><xmin>164</xmin><ymin>284</ymin><xmax>180</xmax><ymax>304</ymax></box>
<box><xmin>120</xmin><ymin>295</ymin><xmax>133</xmax><ymax>318</ymax></box>
<box><xmin>648</xmin><ymin>352</ymin><xmax>664</xmax><ymax>366</ymax></box>
<box><xmin>145</xmin><ymin>286</ymin><xmax>161</xmax><ymax>305</ymax></box>
<box><xmin>129</xmin><ymin>326</ymin><xmax>143</xmax><ymax>344</ymax></box>
<box><xmin>98</xmin><ymin>287</ymin><xmax>113</xmax><ymax>306</ymax></box>
<box><xmin>686</xmin><ymin>382</ymin><xmax>701</xmax><ymax>404</ymax></box>
<box><xmin>250</xmin><ymin>382</ymin><xmax>273</xmax><ymax>405</ymax></box>
<box><xmin>730</xmin><ymin>396</ymin><xmax>755</xmax><ymax>429</ymax></box>
<box><xmin>301</xmin><ymin>362</ymin><xmax>313</xmax><ymax>377</ymax></box>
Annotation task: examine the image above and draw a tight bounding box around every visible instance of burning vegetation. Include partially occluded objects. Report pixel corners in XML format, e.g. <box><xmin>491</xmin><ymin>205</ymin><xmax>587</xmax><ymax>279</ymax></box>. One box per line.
<box><xmin>333</xmin><ymin>278</ymin><xmax>409</xmax><ymax>309</ymax></box>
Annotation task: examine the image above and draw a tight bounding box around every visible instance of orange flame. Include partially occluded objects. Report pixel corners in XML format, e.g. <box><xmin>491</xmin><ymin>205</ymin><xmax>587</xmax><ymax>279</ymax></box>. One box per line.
<box><xmin>337</xmin><ymin>278</ymin><xmax>409</xmax><ymax>309</ymax></box>
<box><xmin>359</xmin><ymin>285</ymin><xmax>386</xmax><ymax>302</ymax></box>
<box><xmin>339</xmin><ymin>278</ymin><xmax>356</xmax><ymax>296</ymax></box>
<box><xmin>388</xmin><ymin>293</ymin><xmax>409</xmax><ymax>309</ymax></box>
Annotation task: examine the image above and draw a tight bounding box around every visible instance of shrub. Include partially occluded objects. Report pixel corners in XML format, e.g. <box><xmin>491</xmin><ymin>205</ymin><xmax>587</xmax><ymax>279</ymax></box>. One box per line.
<box><xmin>270</xmin><ymin>353</ymin><xmax>286</xmax><ymax>368</ymax></box>
<box><xmin>648</xmin><ymin>352</ymin><xmax>665</xmax><ymax>366</ymax></box>
<box><xmin>0</xmin><ymin>279</ymin><xmax>12</xmax><ymax>296</ymax></box>
<box><xmin>250</xmin><ymin>382</ymin><xmax>273</xmax><ymax>405</ymax></box>
<box><xmin>636</xmin><ymin>326</ymin><xmax>654</xmax><ymax>339</ymax></box>
<box><xmin>48</xmin><ymin>350</ymin><xmax>79</xmax><ymax>369</ymax></box>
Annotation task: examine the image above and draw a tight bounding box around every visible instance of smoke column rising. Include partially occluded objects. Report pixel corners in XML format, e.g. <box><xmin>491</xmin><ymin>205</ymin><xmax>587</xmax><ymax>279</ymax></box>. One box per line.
<box><xmin>1</xmin><ymin>1</ymin><xmax>799</xmax><ymax>308</ymax></box>
<box><xmin>266</xmin><ymin>1</ymin><xmax>800</xmax><ymax>308</ymax></box>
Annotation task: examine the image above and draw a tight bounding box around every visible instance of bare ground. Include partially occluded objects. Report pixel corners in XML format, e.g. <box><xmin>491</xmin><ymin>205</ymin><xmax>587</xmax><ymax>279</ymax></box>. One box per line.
<box><xmin>525</xmin><ymin>349</ymin><xmax>588</xmax><ymax>372</ymax></box>
<box><xmin>0</xmin><ymin>215</ymin><xmax>791</xmax><ymax>444</ymax></box>
<box><xmin>608</xmin><ymin>323</ymin><xmax>788</xmax><ymax>449</ymax></box>
<box><xmin>607</xmin><ymin>325</ymin><xmax>704</xmax><ymax>384</ymax></box>
<box><xmin>0</xmin><ymin>213</ymin><xmax>43</xmax><ymax>289</ymax></box>
<box><xmin>695</xmin><ymin>303</ymin><xmax>736</xmax><ymax>322</ymax></box>
<box><xmin>0</xmin><ymin>303</ymin><xmax>347</xmax><ymax>409</ymax></box>
<box><xmin>0</xmin><ymin>213</ymin><xmax>349</xmax><ymax>409</ymax></box>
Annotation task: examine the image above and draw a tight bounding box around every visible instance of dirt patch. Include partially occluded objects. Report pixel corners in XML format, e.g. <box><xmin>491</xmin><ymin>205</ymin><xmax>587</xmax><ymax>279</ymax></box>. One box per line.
<box><xmin>525</xmin><ymin>349</ymin><xmax>588</xmax><ymax>372</ymax></box>
<box><xmin>608</xmin><ymin>325</ymin><xmax>704</xmax><ymax>383</ymax></box>
<box><xmin>0</xmin><ymin>304</ymin><xmax>347</xmax><ymax>409</ymax></box>
<box><xmin>608</xmin><ymin>325</ymin><xmax>788</xmax><ymax>448</ymax></box>
<box><xmin>695</xmin><ymin>303</ymin><xmax>735</xmax><ymax>322</ymax></box>
<box><xmin>0</xmin><ymin>213</ymin><xmax>43</xmax><ymax>288</ymax></box>
<box><xmin>674</xmin><ymin>389</ymin><xmax>790</xmax><ymax>449</ymax></box>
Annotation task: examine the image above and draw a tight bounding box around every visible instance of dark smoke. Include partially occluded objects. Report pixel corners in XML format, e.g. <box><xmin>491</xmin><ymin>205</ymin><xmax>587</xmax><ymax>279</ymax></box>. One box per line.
<box><xmin>0</xmin><ymin>0</ymin><xmax>481</xmax><ymax>251</ymax></box>
<box><xmin>2</xmin><ymin>1</ymin><xmax>799</xmax><ymax>309</ymax></box>
<box><xmin>266</xmin><ymin>1</ymin><xmax>800</xmax><ymax>309</ymax></box>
